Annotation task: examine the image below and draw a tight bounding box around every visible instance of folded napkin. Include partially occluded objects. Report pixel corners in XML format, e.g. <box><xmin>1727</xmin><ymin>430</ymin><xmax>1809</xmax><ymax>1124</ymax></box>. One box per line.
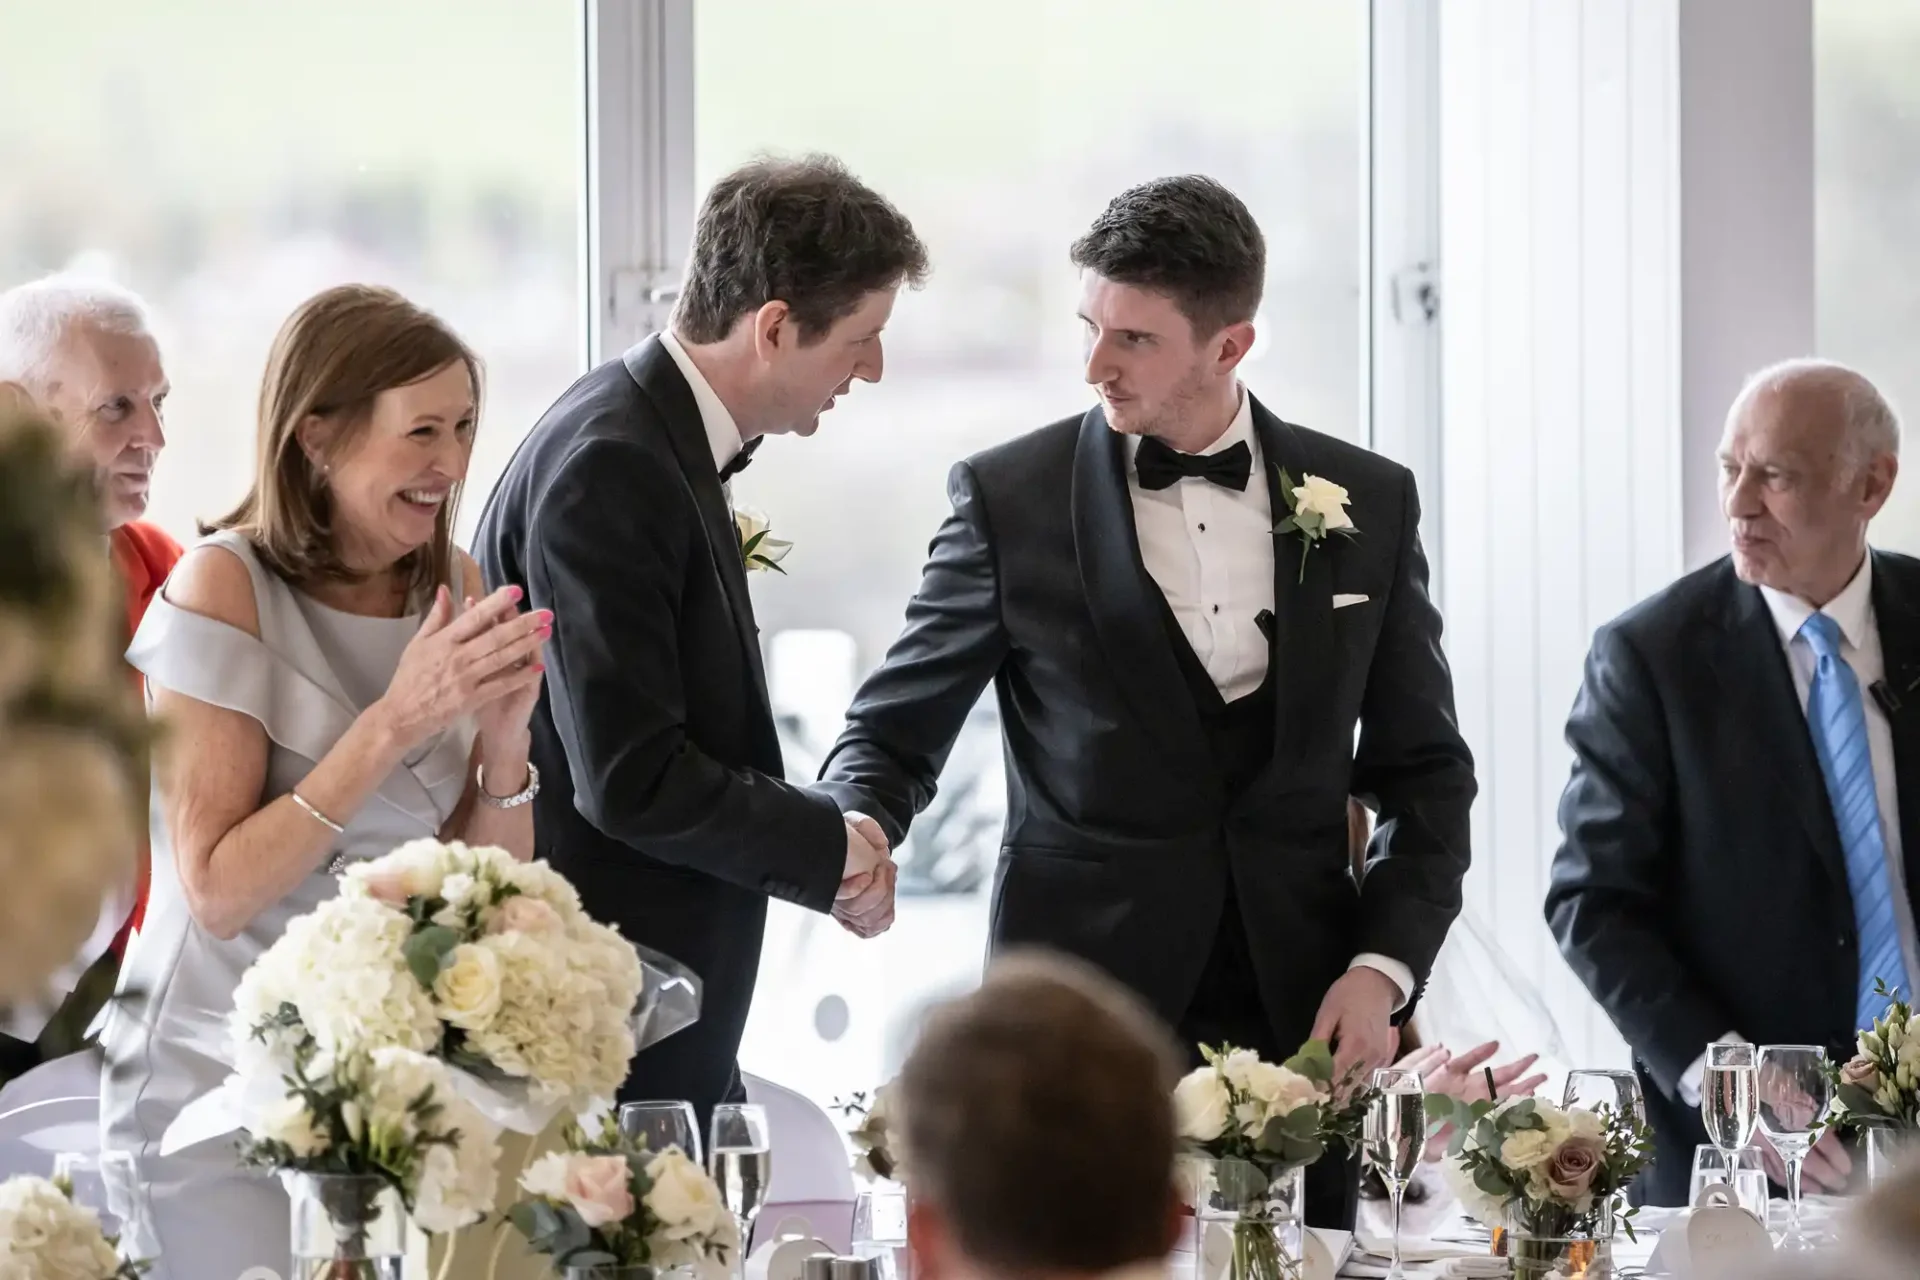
<box><xmin>1353</xmin><ymin>1232</ymin><xmax>1487</xmax><ymax>1264</ymax></box>
<box><xmin>1432</xmin><ymin>1258</ymin><xmax>1513</xmax><ymax>1279</ymax></box>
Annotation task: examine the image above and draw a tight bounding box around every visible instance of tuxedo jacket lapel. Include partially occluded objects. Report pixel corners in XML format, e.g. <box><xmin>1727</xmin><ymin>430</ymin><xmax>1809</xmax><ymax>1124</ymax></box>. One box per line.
<box><xmin>1070</xmin><ymin>408</ymin><xmax>1219</xmax><ymax>799</ymax></box>
<box><xmin>1717</xmin><ymin>580</ymin><xmax>1851</xmax><ymax>900</ymax></box>
<box><xmin>1250</xmin><ymin>404</ymin><xmax>1337</xmax><ymax>792</ymax></box>
<box><xmin>1870</xmin><ymin>551</ymin><xmax>1920</xmax><ymax>907</ymax></box>
<box><xmin>622</xmin><ymin>338</ymin><xmax>771</xmax><ymax>711</ymax></box>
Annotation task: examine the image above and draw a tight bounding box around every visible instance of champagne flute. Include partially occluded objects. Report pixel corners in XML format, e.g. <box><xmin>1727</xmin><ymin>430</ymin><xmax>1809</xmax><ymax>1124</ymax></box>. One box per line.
<box><xmin>1756</xmin><ymin>1045</ymin><xmax>1831</xmax><ymax>1252</ymax></box>
<box><xmin>1700</xmin><ymin>1043</ymin><xmax>1758</xmax><ymax>1196</ymax></box>
<box><xmin>1366</xmin><ymin>1068</ymin><xmax>1425</xmax><ymax>1280</ymax></box>
<box><xmin>620</xmin><ymin>1099</ymin><xmax>703</xmax><ymax>1163</ymax></box>
<box><xmin>710</xmin><ymin>1103</ymin><xmax>772</xmax><ymax>1264</ymax></box>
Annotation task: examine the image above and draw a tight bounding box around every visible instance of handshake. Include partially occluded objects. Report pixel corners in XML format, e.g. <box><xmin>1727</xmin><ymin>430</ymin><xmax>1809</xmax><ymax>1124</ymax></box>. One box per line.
<box><xmin>834</xmin><ymin>811</ymin><xmax>897</xmax><ymax>939</ymax></box>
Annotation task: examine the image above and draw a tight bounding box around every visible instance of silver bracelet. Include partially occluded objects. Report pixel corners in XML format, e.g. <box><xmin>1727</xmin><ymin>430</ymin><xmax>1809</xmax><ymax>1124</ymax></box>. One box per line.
<box><xmin>291</xmin><ymin>790</ymin><xmax>345</xmax><ymax>835</ymax></box>
<box><xmin>477</xmin><ymin>761</ymin><xmax>540</xmax><ymax>809</ymax></box>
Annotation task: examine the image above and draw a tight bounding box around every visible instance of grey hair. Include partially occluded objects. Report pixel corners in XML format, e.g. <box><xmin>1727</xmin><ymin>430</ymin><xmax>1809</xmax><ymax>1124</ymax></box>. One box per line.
<box><xmin>0</xmin><ymin>275</ymin><xmax>158</xmax><ymax>391</ymax></box>
<box><xmin>1730</xmin><ymin>356</ymin><xmax>1901</xmax><ymax>473</ymax></box>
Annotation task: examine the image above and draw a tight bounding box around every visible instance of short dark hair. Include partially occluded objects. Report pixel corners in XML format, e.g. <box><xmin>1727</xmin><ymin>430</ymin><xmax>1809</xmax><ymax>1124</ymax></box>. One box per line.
<box><xmin>898</xmin><ymin>951</ymin><xmax>1182</xmax><ymax>1277</ymax></box>
<box><xmin>674</xmin><ymin>154</ymin><xmax>929</xmax><ymax>345</ymax></box>
<box><xmin>1070</xmin><ymin>175</ymin><xmax>1265</xmax><ymax>338</ymax></box>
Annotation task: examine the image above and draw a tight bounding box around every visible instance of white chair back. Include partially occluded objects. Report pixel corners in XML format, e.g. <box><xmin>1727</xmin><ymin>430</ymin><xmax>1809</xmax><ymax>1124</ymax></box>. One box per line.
<box><xmin>742</xmin><ymin>1071</ymin><xmax>857</xmax><ymax>1253</ymax></box>
<box><xmin>0</xmin><ymin>1047</ymin><xmax>102</xmax><ymax>1116</ymax></box>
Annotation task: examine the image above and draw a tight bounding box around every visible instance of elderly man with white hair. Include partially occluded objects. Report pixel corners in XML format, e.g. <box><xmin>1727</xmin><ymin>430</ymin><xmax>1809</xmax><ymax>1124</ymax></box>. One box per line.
<box><xmin>0</xmin><ymin>276</ymin><xmax>181</xmax><ymax>1078</ymax></box>
<box><xmin>1548</xmin><ymin>358</ymin><xmax>1909</xmax><ymax>1208</ymax></box>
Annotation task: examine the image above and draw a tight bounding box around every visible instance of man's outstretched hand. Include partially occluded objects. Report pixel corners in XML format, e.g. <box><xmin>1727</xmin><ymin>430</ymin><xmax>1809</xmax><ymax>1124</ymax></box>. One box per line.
<box><xmin>833</xmin><ymin>811</ymin><xmax>896</xmax><ymax>938</ymax></box>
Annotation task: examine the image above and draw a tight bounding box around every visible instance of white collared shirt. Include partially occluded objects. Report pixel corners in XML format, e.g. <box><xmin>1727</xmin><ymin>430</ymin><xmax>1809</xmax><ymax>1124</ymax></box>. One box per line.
<box><xmin>1680</xmin><ymin>552</ymin><xmax>1920</xmax><ymax>1104</ymax></box>
<box><xmin>658</xmin><ymin>330</ymin><xmax>746</xmax><ymax>476</ymax></box>
<box><xmin>1126</xmin><ymin>388</ymin><xmax>1274</xmax><ymax>702</ymax></box>
<box><xmin>1122</xmin><ymin>388</ymin><xmax>1412</xmax><ymax>1008</ymax></box>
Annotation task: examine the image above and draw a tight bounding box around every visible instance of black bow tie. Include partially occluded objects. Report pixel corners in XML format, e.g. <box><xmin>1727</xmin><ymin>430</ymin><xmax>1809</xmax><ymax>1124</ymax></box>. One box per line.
<box><xmin>1134</xmin><ymin>436</ymin><xmax>1252</xmax><ymax>493</ymax></box>
<box><xmin>719</xmin><ymin>437</ymin><xmax>761</xmax><ymax>483</ymax></box>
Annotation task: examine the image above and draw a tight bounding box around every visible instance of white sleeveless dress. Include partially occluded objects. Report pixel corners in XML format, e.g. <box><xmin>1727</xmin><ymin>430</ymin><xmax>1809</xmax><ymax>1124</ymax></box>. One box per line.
<box><xmin>98</xmin><ymin>530</ymin><xmax>473</xmax><ymax>1280</ymax></box>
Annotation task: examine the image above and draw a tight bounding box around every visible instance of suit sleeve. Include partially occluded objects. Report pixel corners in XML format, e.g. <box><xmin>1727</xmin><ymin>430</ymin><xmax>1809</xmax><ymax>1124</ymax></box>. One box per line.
<box><xmin>1545</xmin><ymin>622</ymin><xmax>1727</xmax><ymax>1096</ymax></box>
<box><xmin>1349</xmin><ymin>469</ymin><xmax>1476</xmax><ymax>994</ymax></box>
<box><xmin>814</xmin><ymin>460</ymin><xmax>1012</xmax><ymax>846</ymax></box>
<box><xmin>527</xmin><ymin>439</ymin><xmax>846</xmax><ymax>913</ymax></box>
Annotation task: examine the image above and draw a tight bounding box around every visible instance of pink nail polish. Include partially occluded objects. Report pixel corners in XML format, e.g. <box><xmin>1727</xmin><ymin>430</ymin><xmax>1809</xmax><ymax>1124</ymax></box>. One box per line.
<box><xmin>509</xmin><ymin>585</ymin><xmax>524</xmax><ymax>603</ymax></box>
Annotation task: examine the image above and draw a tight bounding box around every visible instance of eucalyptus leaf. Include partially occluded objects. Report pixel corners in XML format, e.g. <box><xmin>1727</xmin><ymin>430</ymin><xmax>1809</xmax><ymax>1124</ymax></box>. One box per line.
<box><xmin>402</xmin><ymin>925</ymin><xmax>460</xmax><ymax>989</ymax></box>
<box><xmin>1214</xmin><ymin>1157</ymin><xmax>1270</xmax><ymax>1206</ymax></box>
<box><xmin>1282</xmin><ymin>1039</ymin><xmax>1336</xmax><ymax>1085</ymax></box>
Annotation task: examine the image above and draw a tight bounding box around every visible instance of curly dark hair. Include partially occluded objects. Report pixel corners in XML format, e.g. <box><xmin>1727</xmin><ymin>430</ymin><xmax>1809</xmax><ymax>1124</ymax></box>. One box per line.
<box><xmin>1070</xmin><ymin>175</ymin><xmax>1266</xmax><ymax>338</ymax></box>
<box><xmin>674</xmin><ymin>154</ymin><xmax>929</xmax><ymax>345</ymax></box>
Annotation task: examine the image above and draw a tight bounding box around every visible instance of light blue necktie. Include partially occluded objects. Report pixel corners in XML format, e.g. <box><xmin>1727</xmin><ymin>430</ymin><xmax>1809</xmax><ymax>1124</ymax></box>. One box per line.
<box><xmin>1801</xmin><ymin>611</ymin><xmax>1908</xmax><ymax>1029</ymax></box>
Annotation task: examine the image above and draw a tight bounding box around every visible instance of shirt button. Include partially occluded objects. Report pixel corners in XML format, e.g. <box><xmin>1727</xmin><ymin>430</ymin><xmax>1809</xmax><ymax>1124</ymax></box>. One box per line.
<box><xmin>1198</xmin><ymin>523</ymin><xmax>1206</xmax><ymax>532</ymax></box>
<box><xmin>1212</xmin><ymin>605</ymin><xmax>1220</xmax><ymax>614</ymax></box>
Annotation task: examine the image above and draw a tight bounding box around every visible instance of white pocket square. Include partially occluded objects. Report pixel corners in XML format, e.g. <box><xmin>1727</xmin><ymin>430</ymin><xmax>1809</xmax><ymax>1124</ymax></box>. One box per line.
<box><xmin>1332</xmin><ymin>593</ymin><xmax>1370</xmax><ymax>609</ymax></box>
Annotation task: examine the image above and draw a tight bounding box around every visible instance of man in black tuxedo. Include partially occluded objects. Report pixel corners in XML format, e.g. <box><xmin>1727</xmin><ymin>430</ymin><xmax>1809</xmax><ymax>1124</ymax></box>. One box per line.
<box><xmin>474</xmin><ymin>155</ymin><xmax>928</xmax><ymax>1122</ymax></box>
<box><xmin>1548</xmin><ymin>360</ymin><xmax>1913</xmax><ymax>1204</ymax></box>
<box><xmin>815</xmin><ymin>177</ymin><xmax>1475</xmax><ymax>1228</ymax></box>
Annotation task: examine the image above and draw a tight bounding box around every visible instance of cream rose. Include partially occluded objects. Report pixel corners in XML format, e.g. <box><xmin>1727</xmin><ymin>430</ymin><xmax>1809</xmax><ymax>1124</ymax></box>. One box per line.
<box><xmin>1841</xmin><ymin>1055</ymin><xmax>1883</xmax><ymax>1093</ymax></box>
<box><xmin>520</xmin><ymin>1152</ymin><xmax>574</xmax><ymax>1201</ymax></box>
<box><xmin>1291</xmin><ymin>474</ymin><xmax>1353</xmax><ymax>530</ymax></box>
<box><xmin>433</xmin><ymin>943</ymin><xmax>504</xmax><ymax>1030</ymax></box>
<box><xmin>1173</xmin><ymin>1067</ymin><xmax>1232</xmax><ymax>1142</ymax></box>
<box><xmin>645</xmin><ymin>1148</ymin><xmax>729</xmax><ymax>1239</ymax></box>
<box><xmin>563</xmin><ymin>1154</ymin><xmax>637</xmax><ymax>1228</ymax></box>
<box><xmin>1499</xmin><ymin>1128</ymin><xmax>1557</xmax><ymax>1171</ymax></box>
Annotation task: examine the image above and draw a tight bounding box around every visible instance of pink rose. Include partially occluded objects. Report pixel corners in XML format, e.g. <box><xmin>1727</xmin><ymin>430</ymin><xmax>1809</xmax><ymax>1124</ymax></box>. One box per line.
<box><xmin>359</xmin><ymin>869</ymin><xmax>414</xmax><ymax>907</ymax></box>
<box><xmin>1841</xmin><ymin>1056</ymin><xmax>1882</xmax><ymax>1092</ymax></box>
<box><xmin>563</xmin><ymin>1154</ymin><xmax>636</xmax><ymax>1228</ymax></box>
<box><xmin>488</xmin><ymin>895</ymin><xmax>562</xmax><ymax>935</ymax></box>
<box><xmin>1545</xmin><ymin>1135</ymin><xmax>1605</xmax><ymax>1202</ymax></box>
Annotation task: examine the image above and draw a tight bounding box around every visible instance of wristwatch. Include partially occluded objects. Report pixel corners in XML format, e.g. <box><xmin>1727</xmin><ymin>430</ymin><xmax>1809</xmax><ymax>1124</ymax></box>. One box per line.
<box><xmin>476</xmin><ymin>761</ymin><xmax>540</xmax><ymax>809</ymax></box>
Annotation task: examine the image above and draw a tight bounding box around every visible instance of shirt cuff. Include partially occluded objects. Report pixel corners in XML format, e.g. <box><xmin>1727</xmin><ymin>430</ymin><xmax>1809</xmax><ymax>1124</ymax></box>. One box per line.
<box><xmin>1678</xmin><ymin>1030</ymin><xmax>1748</xmax><ymax>1107</ymax></box>
<box><xmin>1350</xmin><ymin>954</ymin><xmax>1415</xmax><ymax>1012</ymax></box>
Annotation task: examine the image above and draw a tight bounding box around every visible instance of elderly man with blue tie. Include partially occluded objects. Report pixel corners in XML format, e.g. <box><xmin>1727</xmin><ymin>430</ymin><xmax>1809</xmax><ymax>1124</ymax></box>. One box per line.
<box><xmin>1549</xmin><ymin>358</ymin><xmax>1913</xmax><ymax>1205</ymax></box>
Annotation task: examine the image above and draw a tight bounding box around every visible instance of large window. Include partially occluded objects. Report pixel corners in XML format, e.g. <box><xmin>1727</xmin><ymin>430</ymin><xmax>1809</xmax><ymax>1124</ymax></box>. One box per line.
<box><xmin>1817</xmin><ymin>0</ymin><xmax>1920</xmax><ymax>549</ymax></box>
<box><xmin>699</xmin><ymin>0</ymin><xmax>1366</xmax><ymax>1104</ymax></box>
<box><xmin>0</xmin><ymin>0</ymin><xmax>583</xmax><ymax>545</ymax></box>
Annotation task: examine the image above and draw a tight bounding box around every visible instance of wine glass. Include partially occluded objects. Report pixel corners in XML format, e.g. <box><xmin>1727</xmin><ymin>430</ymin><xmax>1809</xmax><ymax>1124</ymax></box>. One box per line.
<box><xmin>710</xmin><ymin>1103</ymin><xmax>772</xmax><ymax>1262</ymax></box>
<box><xmin>1756</xmin><ymin>1045</ymin><xmax>1831</xmax><ymax>1251</ymax></box>
<box><xmin>1561</xmin><ymin>1068</ymin><xmax>1647</xmax><ymax>1126</ymax></box>
<box><xmin>1366</xmin><ymin>1068</ymin><xmax>1425</xmax><ymax>1280</ymax></box>
<box><xmin>1689</xmin><ymin>1145</ymin><xmax>1769</xmax><ymax>1219</ymax></box>
<box><xmin>620</xmin><ymin>1099</ymin><xmax>703</xmax><ymax>1163</ymax></box>
<box><xmin>1699</xmin><ymin>1043</ymin><xmax>1758</xmax><ymax>1196</ymax></box>
<box><xmin>52</xmin><ymin>1151</ymin><xmax>157</xmax><ymax>1263</ymax></box>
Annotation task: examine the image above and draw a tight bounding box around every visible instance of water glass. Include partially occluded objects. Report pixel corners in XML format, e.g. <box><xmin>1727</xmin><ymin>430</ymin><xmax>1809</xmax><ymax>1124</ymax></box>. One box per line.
<box><xmin>1688</xmin><ymin>1145</ymin><xmax>1768</xmax><ymax>1219</ymax></box>
<box><xmin>1867</xmin><ymin>1127</ymin><xmax>1920</xmax><ymax>1188</ymax></box>
<box><xmin>620</xmin><ymin>1099</ymin><xmax>703</xmax><ymax>1163</ymax></box>
<box><xmin>1756</xmin><ymin>1045</ymin><xmax>1831</xmax><ymax>1251</ymax></box>
<box><xmin>852</xmin><ymin>1180</ymin><xmax>909</xmax><ymax>1280</ymax></box>
<box><xmin>52</xmin><ymin>1151</ymin><xmax>157</xmax><ymax>1262</ymax></box>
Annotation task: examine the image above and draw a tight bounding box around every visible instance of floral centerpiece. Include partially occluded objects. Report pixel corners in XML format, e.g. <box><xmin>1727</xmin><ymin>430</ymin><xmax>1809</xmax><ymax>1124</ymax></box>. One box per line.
<box><xmin>509</xmin><ymin>1114</ymin><xmax>740</xmax><ymax>1280</ymax></box>
<box><xmin>230</xmin><ymin>839</ymin><xmax>645</xmax><ymax>1123</ymax></box>
<box><xmin>1427</xmin><ymin>1095</ymin><xmax>1652</xmax><ymax>1278</ymax></box>
<box><xmin>1828</xmin><ymin>979</ymin><xmax>1920</xmax><ymax>1131</ymax></box>
<box><xmin>1173</xmin><ymin>1041</ymin><xmax>1374</xmax><ymax>1280</ymax></box>
<box><xmin>241</xmin><ymin>1044</ymin><xmax>501</xmax><ymax>1267</ymax></box>
<box><xmin>0</xmin><ymin>1174</ymin><xmax>148</xmax><ymax>1278</ymax></box>
<box><xmin>835</xmin><ymin>1083</ymin><xmax>902</xmax><ymax>1183</ymax></box>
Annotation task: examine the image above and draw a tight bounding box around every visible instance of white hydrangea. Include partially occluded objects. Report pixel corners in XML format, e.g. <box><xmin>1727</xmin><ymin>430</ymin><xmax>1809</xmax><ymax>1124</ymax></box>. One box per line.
<box><xmin>359</xmin><ymin>1047</ymin><xmax>502</xmax><ymax>1233</ymax></box>
<box><xmin>0</xmin><ymin>1175</ymin><xmax>123</xmax><ymax>1280</ymax></box>
<box><xmin>1442</xmin><ymin>1155</ymin><xmax>1509</xmax><ymax>1228</ymax></box>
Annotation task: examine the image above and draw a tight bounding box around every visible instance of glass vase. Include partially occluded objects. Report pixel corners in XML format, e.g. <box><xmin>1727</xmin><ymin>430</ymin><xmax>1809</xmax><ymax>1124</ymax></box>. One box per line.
<box><xmin>1504</xmin><ymin>1225</ymin><xmax>1614</xmax><ymax>1280</ymax></box>
<box><xmin>563</xmin><ymin>1268</ymin><xmax>696</xmax><ymax>1280</ymax></box>
<box><xmin>288</xmin><ymin>1172</ymin><xmax>407</xmax><ymax>1280</ymax></box>
<box><xmin>1190</xmin><ymin>1160</ymin><xmax>1306</xmax><ymax>1280</ymax></box>
<box><xmin>853</xmin><ymin>1178</ymin><xmax>911</xmax><ymax>1280</ymax></box>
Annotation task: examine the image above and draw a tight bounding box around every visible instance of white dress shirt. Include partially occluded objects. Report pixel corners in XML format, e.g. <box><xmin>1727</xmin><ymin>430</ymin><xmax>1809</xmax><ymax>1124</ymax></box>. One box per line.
<box><xmin>659</xmin><ymin>330</ymin><xmax>746</xmax><ymax>475</ymax></box>
<box><xmin>1125</xmin><ymin>388</ymin><xmax>1414</xmax><ymax>1008</ymax></box>
<box><xmin>1679</xmin><ymin>553</ymin><xmax>1919</xmax><ymax>1104</ymax></box>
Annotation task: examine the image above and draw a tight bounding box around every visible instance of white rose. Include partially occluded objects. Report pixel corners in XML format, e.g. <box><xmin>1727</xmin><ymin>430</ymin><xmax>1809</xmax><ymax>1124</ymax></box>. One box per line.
<box><xmin>645</xmin><ymin>1147</ymin><xmax>729</xmax><ymax>1240</ymax></box>
<box><xmin>1562</xmin><ymin>1107</ymin><xmax>1606</xmax><ymax>1143</ymax></box>
<box><xmin>735</xmin><ymin>507</ymin><xmax>793</xmax><ymax>571</ymax></box>
<box><xmin>1240</xmin><ymin>1062</ymin><xmax>1323</xmax><ymax>1118</ymax></box>
<box><xmin>1499</xmin><ymin>1129</ymin><xmax>1557</xmax><ymax>1171</ymax></box>
<box><xmin>1173</xmin><ymin>1068</ymin><xmax>1232</xmax><ymax>1143</ymax></box>
<box><xmin>1441</xmin><ymin>1156</ymin><xmax>1509</xmax><ymax>1228</ymax></box>
<box><xmin>255</xmin><ymin>1093</ymin><xmax>331</xmax><ymax>1159</ymax></box>
<box><xmin>1291</xmin><ymin>474</ymin><xmax>1353</xmax><ymax>530</ymax></box>
<box><xmin>434</xmin><ymin>943</ymin><xmax>504</xmax><ymax>1031</ymax></box>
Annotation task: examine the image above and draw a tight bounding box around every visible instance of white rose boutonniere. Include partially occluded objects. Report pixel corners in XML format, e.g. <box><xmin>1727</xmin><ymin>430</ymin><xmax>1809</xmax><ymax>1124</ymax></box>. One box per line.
<box><xmin>1274</xmin><ymin>468</ymin><xmax>1357</xmax><ymax>583</ymax></box>
<box><xmin>735</xmin><ymin>507</ymin><xmax>793</xmax><ymax>574</ymax></box>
